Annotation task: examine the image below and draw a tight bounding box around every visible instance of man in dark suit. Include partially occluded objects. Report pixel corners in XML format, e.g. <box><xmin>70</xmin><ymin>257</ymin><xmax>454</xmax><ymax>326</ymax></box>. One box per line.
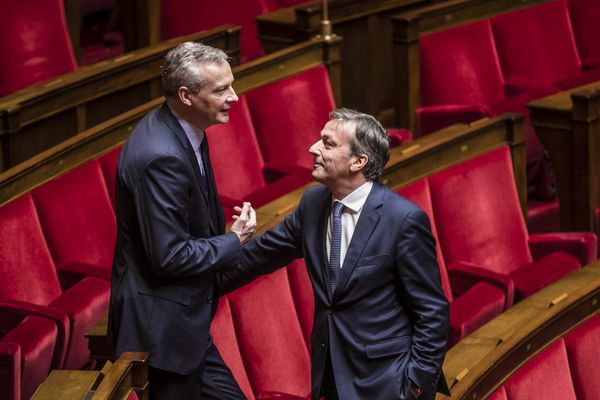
<box><xmin>231</xmin><ymin>108</ymin><xmax>451</xmax><ymax>400</ymax></box>
<box><xmin>108</xmin><ymin>42</ymin><xmax>255</xmax><ymax>399</ymax></box>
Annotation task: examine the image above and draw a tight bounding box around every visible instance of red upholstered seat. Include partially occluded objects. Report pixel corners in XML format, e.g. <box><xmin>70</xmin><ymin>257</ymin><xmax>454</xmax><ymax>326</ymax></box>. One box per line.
<box><xmin>491</xmin><ymin>0</ymin><xmax>600</xmax><ymax>91</ymax></box>
<box><xmin>568</xmin><ymin>0</ymin><xmax>600</xmax><ymax>69</ymax></box>
<box><xmin>0</xmin><ymin>0</ymin><xmax>77</xmax><ymax>96</ymax></box>
<box><xmin>210</xmin><ymin>297</ymin><xmax>256</xmax><ymax>400</ymax></box>
<box><xmin>428</xmin><ymin>146</ymin><xmax>583</xmax><ymax>301</ymax></box>
<box><xmin>504</xmin><ymin>339</ymin><xmax>577</xmax><ymax>399</ymax></box>
<box><xmin>161</xmin><ymin>0</ymin><xmax>275</xmax><ymax>62</ymax></box>
<box><xmin>227</xmin><ymin>268</ymin><xmax>311</xmax><ymax>399</ymax></box>
<box><xmin>32</xmin><ymin>159</ymin><xmax>116</xmax><ymax>280</ymax></box>
<box><xmin>246</xmin><ymin>65</ymin><xmax>336</xmax><ymax>176</ymax></box>
<box><xmin>398</xmin><ymin>179</ymin><xmax>505</xmax><ymax>346</ymax></box>
<box><xmin>206</xmin><ymin>96</ymin><xmax>309</xmax><ymax>220</ymax></box>
<box><xmin>286</xmin><ymin>258</ymin><xmax>314</xmax><ymax>349</ymax></box>
<box><xmin>488</xmin><ymin>386</ymin><xmax>508</xmax><ymax>400</ymax></box>
<box><xmin>0</xmin><ymin>314</ymin><xmax>58</xmax><ymax>400</ymax></box>
<box><xmin>564</xmin><ymin>313</ymin><xmax>600</xmax><ymax>400</ymax></box>
<box><xmin>417</xmin><ymin>19</ymin><xmax>556</xmax><ymax>200</ymax></box>
<box><xmin>0</xmin><ymin>194</ymin><xmax>109</xmax><ymax>369</ymax></box>
<box><xmin>98</xmin><ymin>146</ymin><xmax>122</xmax><ymax>210</ymax></box>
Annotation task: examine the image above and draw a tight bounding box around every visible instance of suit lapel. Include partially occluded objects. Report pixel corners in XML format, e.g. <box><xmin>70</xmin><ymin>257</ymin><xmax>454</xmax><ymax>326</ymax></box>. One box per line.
<box><xmin>333</xmin><ymin>184</ymin><xmax>384</xmax><ymax>300</ymax></box>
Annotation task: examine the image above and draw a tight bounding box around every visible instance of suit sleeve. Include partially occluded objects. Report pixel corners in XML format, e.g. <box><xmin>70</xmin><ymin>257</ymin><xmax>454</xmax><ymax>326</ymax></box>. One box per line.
<box><xmin>219</xmin><ymin>195</ymin><xmax>305</xmax><ymax>293</ymax></box>
<box><xmin>395</xmin><ymin>209</ymin><xmax>450</xmax><ymax>394</ymax></box>
<box><xmin>133</xmin><ymin>154</ymin><xmax>240</xmax><ymax>278</ymax></box>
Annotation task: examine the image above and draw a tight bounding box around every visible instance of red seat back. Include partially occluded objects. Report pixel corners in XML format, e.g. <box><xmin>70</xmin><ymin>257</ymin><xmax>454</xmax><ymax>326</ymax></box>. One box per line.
<box><xmin>227</xmin><ymin>268</ymin><xmax>311</xmax><ymax>398</ymax></box>
<box><xmin>98</xmin><ymin>146</ymin><xmax>122</xmax><ymax>210</ymax></box>
<box><xmin>564</xmin><ymin>313</ymin><xmax>600</xmax><ymax>400</ymax></box>
<box><xmin>428</xmin><ymin>146</ymin><xmax>532</xmax><ymax>275</ymax></box>
<box><xmin>504</xmin><ymin>339</ymin><xmax>577</xmax><ymax>399</ymax></box>
<box><xmin>32</xmin><ymin>159</ymin><xmax>116</xmax><ymax>273</ymax></box>
<box><xmin>419</xmin><ymin>20</ymin><xmax>506</xmax><ymax>107</ymax></box>
<box><xmin>491</xmin><ymin>0</ymin><xmax>581</xmax><ymax>86</ymax></box>
<box><xmin>161</xmin><ymin>0</ymin><xmax>273</xmax><ymax>62</ymax></box>
<box><xmin>0</xmin><ymin>194</ymin><xmax>62</xmax><ymax>305</ymax></box>
<box><xmin>397</xmin><ymin>179</ymin><xmax>452</xmax><ymax>300</ymax></box>
<box><xmin>206</xmin><ymin>96</ymin><xmax>268</xmax><ymax>201</ymax></box>
<box><xmin>0</xmin><ymin>0</ymin><xmax>77</xmax><ymax>96</ymax></box>
<box><xmin>568</xmin><ymin>0</ymin><xmax>600</xmax><ymax>62</ymax></box>
<box><xmin>286</xmin><ymin>258</ymin><xmax>314</xmax><ymax>348</ymax></box>
<box><xmin>246</xmin><ymin>65</ymin><xmax>336</xmax><ymax>172</ymax></box>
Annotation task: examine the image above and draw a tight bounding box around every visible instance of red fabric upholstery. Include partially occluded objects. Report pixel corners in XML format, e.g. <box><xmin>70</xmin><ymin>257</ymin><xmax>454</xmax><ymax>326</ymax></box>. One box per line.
<box><xmin>398</xmin><ymin>180</ymin><xmax>505</xmax><ymax>345</ymax></box>
<box><xmin>0</xmin><ymin>0</ymin><xmax>77</xmax><ymax>96</ymax></box>
<box><xmin>491</xmin><ymin>1</ymin><xmax>583</xmax><ymax>87</ymax></box>
<box><xmin>0</xmin><ymin>194</ymin><xmax>109</xmax><ymax>369</ymax></box>
<box><xmin>386</xmin><ymin>128</ymin><xmax>412</xmax><ymax>147</ymax></box>
<box><xmin>161</xmin><ymin>0</ymin><xmax>273</xmax><ymax>62</ymax></box>
<box><xmin>2</xmin><ymin>315</ymin><xmax>58</xmax><ymax>399</ymax></box>
<box><xmin>429</xmin><ymin>146</ymin><xmax>581</xmax><ymax>299</ymax></box>
<box><xmin>564</xmin><ymin>313</ymin><xmax>600</xmax><ymax>400</ymax></box>
<box><xmin>527</xmin><ymin>199</ymin><xmax>560</xmax><ymax>234</ymax></box>
<box><xmin>529</xmin><ymin>232</ymin><xmax>597</xmax><ymax>266</ymax></box>
<box><xmin>504</xmin><ymin>339</ymin><xmax>577</xmax><ymax>400</ymax></box>
<box><xmin>488</xmin><ymin>386</ymin><xmax>508</xmax><ymax>400</ymax></box>
<box><xmin>227</xmin><ymin>268</ymin><xmax>311</xmax><ymax>399</ymax></box>
<box><xmin>206</xmin><ymin>95</ymin><xmax>309</xmax><ymax>219</ymax></box>
<box><xmin>286</xmin><ymin>259</ymin><xmax>314</xmax><ymax>349</ymax></box>
<box><xmin>32</xmin><ymin>159</ymin><xmax>116</xmax><ymax>280</ymax></box>
<box><xmin>246</xmin><ymin>65</ymin><xmax>336</xmax><ymax>174</ymax></box>
<box><xmin>568</xmin><ymin>0</ymin><xmax>600</xmax><ymax>65</ymax></box>
<box><xmin>210</xmin><ymin>297</ymin><xmax>256</xmax><ymax>400</ymax></box>
<box><xmin>98</xmin><ymin>146</ymin><xmax>122</xmax><ymax>210</ymax></box>
<box><xmin>0</xmin><ymin>343</ymin><xmax>19</xmax><ymax>400</ymax></box>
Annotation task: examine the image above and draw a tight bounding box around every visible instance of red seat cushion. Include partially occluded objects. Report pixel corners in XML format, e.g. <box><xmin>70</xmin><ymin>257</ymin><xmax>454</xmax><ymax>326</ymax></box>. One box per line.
<box><xmin>564</xmin><ymin>313</ymin><xmax>600</xmax><ymax>400</ymax></box>
<box><xmin>0</xmin><ymin>0</ymin><xmax>77</xmax><ymax>96</ymax></box>
<box><xmin>504</xmin><ymin>339</ymin><xmax>577</xmax><ymax>400</ymax></box>
<box><xmin>509</xmin><ymin>252</ymin><xmax>580</xmax><ymax>299</ymax></box>
<box><xmin>246</xmin><ymin>65</ymin><xmax>336</xmax><ymax>174</ymax></box>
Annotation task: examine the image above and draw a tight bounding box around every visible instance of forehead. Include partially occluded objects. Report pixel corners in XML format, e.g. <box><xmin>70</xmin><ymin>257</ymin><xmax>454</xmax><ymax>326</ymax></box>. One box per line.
<box><xmin>322</xmin><ymin>119</ymin><xmax>356</xmax><ymax>142</ymax></box>
<box><xmin>195</xmin><ymin>61</ymin><xmax>233</xmax><ymax>87</ymax></box>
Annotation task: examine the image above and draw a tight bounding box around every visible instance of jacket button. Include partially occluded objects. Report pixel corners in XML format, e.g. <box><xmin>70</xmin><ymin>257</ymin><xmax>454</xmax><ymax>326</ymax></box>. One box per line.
<box><xmin>321</xmin><ymin>343</ymin><xmax>326</xmax><ymax>348</ymax></box>
<box><xmin>207</xmin><ymin>296</ymin><xmax>213</xmax><ymax>304</ymax></box>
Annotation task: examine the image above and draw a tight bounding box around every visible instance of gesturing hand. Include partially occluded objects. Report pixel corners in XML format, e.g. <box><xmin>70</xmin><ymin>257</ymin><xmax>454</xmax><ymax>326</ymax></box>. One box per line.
<box><xmin>231</xmin><ymin>202</ymin><xmax>257</xmax><ymax>245</ymax></box>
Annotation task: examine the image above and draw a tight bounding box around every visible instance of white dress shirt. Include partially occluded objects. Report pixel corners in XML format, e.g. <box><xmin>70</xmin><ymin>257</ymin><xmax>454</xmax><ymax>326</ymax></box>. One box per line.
<box><xmin>326</xmin><ymin>181</ymin><xmax>374</xmax><ymax>268</ymax></box>
<box><xmin>169</xmin><ymin>105</ymin><xmax>205</xmax><ymax>175</ymax></box>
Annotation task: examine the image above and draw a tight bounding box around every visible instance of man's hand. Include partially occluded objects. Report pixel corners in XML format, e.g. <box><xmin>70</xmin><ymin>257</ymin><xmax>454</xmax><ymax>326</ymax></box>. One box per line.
<box><xmin>231</xmin><ymin>202</ymin><xmax>256</xmax><ymax>245</ymax></box>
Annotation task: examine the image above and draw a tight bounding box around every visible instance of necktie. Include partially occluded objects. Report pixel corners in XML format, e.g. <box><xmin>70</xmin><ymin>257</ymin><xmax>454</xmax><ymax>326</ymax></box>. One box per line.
<box><xmin>329</xmin><ymin>201</ymin><xmax>345</xmax><ymax>293</ymax></box>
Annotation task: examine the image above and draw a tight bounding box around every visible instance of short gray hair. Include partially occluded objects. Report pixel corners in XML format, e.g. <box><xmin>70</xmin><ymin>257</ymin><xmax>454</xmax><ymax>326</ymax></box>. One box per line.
<box><xmin>162</xmin><ymin>42</ymin><xmax>230</xmax><ymax>97</ymax></box>
<box><xmin>330</xmin><ymin>108</ymin><xmax>390</xmax><ymax>181</ymax></box>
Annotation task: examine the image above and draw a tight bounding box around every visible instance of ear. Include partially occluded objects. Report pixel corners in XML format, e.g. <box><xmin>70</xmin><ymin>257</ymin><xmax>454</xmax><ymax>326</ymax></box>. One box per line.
<box><xmin>350</xmin><ymin>154</ymin><xmax>368</xmax><ymax>173</ymax></box>
<box><xmin>178</xmin><ymin>86</ymin><xmax>192</xmax><ymax>106</ymax></box>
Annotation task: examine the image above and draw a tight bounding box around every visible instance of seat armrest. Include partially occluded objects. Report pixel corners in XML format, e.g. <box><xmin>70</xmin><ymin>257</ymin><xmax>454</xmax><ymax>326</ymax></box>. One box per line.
<box><xmin>582</xmin><ymin>56</ymin><xmax>600</xmax><ymax>71</ymax></box>
<box><xmin>257</xmin><ymin>391</ymin><xmax>310</xmax><ymax>400</ymax></box>
<box><xmin>263</xmin><ymin>162</ymin><xmax>313</xmax><ymax>180</ymax></box>
<box><xmin>58</xmin><ymin>261</ymin><xmax>111</xmax><ymax>283</ymax></box>
<box><xmin>219</xmin><ymin>194</ymin><xmax>241</xmax><ymax>209</ymax></box>
<box><xmin>416</xmin><ymin>104</ymin><xmax>490</xmax><ymax>135</ymax></box>
<box><xmin>386</xmin><ymin>128</ymin><xmax>412</xmax><ymax>147</ymax></box>
<box><xmin>447</xmin><ymin>261</ymin><xmax>514</xmax><ymax>309</ymax></box>
<box><xmin>503</xmin><ymin>77</ymin><xmax>558</xmax><ymax>97</ymax></box>
<box><xmin>529</xmin><ymin>232</ymin><xmax>598</xmax><ymax>266</ymax></box>
<box><xmin>0</xmin><ymin>300</ymin><xmax>69</xmax><ymax>368</ymax></box>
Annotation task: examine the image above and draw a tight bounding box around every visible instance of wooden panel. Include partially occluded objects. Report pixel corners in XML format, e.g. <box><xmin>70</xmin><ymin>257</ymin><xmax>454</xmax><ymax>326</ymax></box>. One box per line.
<box><xmin>0</xmin><ymin>25</ymin><xmax>241</xmax><ymax>171</ymax></box>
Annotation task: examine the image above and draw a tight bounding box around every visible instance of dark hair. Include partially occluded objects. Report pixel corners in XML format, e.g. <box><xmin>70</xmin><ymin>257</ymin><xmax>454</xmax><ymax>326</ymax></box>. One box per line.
<box><xmin>162</xmin><ymin>42</ymin><xmax>230</xmax><ymax>97</ymax></box>
<box><xmin>329</xmin><ymin>108</ymin><xmax>390</xmax><ymax>181</ymax></box>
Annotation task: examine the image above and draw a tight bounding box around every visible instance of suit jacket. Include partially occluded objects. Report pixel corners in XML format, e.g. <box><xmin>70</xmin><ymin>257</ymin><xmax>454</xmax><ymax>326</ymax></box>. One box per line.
<box><xmin>108</xmin><ymin>103</ymin><xmax>241</xmax><ymax>375</ymax></box>
<box><xmin>227</xmin><ymin>183</ymin><xmax>450</xmax><ymax>400</ymax></box>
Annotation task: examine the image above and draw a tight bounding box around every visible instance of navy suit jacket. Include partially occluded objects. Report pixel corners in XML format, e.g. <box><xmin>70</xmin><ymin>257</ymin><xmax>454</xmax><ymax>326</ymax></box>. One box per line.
<box><xmin>108</xmin><ymin>103</ymin><xmax>241</xmax><ymax>374</ymax></box>
<box><xmin>228</xmin><ymin>183</ymin><xmax>450</xmax><ymax>399</ymax></box>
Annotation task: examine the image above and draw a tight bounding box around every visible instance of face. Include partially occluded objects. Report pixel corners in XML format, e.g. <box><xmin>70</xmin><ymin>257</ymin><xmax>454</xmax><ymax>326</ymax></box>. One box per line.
<box><xmin>185</xmin><ymin>60</ymin><xmax>238</xmax><ymax>129</ymax></box>
<box><xmin>309</xmin><ymin>119</ymin><xmax>358</xmax><ymax>186</ymax></box>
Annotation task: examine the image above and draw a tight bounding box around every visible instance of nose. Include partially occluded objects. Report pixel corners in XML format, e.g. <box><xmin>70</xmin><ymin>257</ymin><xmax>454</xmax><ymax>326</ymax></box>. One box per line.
<box><xmin>308</xmin><ymin>140</ymin><xmax>320</xmax><ymax>156</ymax></box>
<box><xmin>228</xmin><ymin>87</ymin><xmax>239</xmax><ymax>103</ymax></box>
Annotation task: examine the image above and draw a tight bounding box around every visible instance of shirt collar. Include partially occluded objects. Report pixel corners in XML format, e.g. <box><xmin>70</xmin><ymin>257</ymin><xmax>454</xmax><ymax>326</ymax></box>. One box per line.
<box><xmin>168</xmin><ymin>104</ymin><xmax>205</xmax><ymax>150</ymax></box>
<box><xmin>333</xmin><ymin>181</ymin><xmax>373</xmax><ymax>214</ymax></box>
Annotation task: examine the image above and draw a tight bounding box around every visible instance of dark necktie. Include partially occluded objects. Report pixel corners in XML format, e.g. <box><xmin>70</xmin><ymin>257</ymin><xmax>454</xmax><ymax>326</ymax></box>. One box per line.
<box><xmin>329</xmin><ymin>201</ymin><xmax>344</xmax><ymax>293</ymax></box>
<box><xmin>200</xmin><ymin>136</ymin><xmax>225</xmax><ymax>234</ymax></box>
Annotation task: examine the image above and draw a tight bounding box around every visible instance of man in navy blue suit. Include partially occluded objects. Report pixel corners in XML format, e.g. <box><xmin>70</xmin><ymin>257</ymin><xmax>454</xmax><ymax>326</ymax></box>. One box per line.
<box><xmin>231</xmin><ymin>108</ymin><xmax>451</xmax><ymax>399</ymax></box>
<box><xmin>108</xmin><ymin>42</ymin><xmax>256</xmax><ymax>399</ymax></box>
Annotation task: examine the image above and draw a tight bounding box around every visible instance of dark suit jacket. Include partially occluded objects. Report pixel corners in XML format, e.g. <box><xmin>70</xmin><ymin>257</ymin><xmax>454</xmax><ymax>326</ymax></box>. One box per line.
<box><xmin>228</xmin><ymin>183</ymin><xmax>450</xmax><ymax>400</ymax></box>
<box><xmin>108</xmin><ymin>103</ymin><xmax>241</xmax><ymax>375</ymax></box>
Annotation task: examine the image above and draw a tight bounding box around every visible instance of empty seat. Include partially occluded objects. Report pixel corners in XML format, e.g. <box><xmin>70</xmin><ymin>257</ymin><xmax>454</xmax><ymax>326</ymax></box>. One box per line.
<box><xmin>0</xmin><ymin>194</ymin><xmax>109</xmax><ymax>369</ymax></box>
<box><xmin>246</xmin><ymin>65</ymin><xmax>336</xmax><ymax>175</ymax></box>
<box><xmin>398</xmin><ymin>179</ymin><xmax>505</xmax><ymax>346</ymax></box>
<box><xmin>504</xmin><ymin>339</ymin><xmax>577</xmax><ymax>400</ymax></box>
<box><xmin>564</xmin><ymin>313</ymin><xmax>600</xmax><ymax>400</ymax></box>
<box><xmin>206</xmin><ymin>95</ymin><xmax>309</xmax><ymax>220</ymax></box>
<box><xmin>0</xmin><ymin>0</ymin><xmax>77</xmax><ymax>96</ymax></box>
<box><xmin>227</xmin><ymin>268</ymin><xmax>311</xmax><ymax>399</ymax></box>
<box><xmin>32</xmin><ymin>159</ymin><xmax>116</xmax><ymax>280</ymax></box>
<box><xmin>428</xmin><ymin>146</ymin><xmax>592</xmax><ymax>300</ymax></box>
<box><xmin>491</xmin><ymin>0</ymin><xmax>600</xmax><ymax>90</ymax></box>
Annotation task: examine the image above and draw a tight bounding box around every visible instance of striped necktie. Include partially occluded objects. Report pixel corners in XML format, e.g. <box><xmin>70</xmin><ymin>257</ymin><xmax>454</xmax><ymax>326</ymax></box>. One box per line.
<box><xmin>329</xmin><ymin>201</ymin><xmax>345</xmax><ymax>292</ymax></box>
